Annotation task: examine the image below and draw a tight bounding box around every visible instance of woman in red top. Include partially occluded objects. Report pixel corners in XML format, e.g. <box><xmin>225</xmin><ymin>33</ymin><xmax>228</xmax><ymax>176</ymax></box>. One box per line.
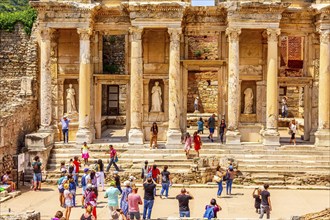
<box><xmin>193</xmin><ymin>131</ymin><xmax>202</xmax><ymax>157</ymax></box>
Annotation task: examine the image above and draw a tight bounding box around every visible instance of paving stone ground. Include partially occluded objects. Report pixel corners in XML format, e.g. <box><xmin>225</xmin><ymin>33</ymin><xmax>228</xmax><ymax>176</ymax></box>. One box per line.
<box><xmin>0</xmin><ymin>184</ymin><xmax>329</xmax><ymax>219</ymax></box>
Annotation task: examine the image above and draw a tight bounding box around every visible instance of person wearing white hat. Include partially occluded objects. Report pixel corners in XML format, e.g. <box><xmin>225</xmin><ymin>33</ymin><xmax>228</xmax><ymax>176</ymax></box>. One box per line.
<box><xmin>129</xmin><ymin>176</ymin><xmax>136</xmax><ymax>187</ymax></box>
<box><xmin>60</xmin><ymin>115</ymin><xmax>70</xmax><ymax>144</ymax></box>
<box><xmin>120</xmin><ymin>180</ymin><xmax>132</xmax><ymax>217</ymax></box>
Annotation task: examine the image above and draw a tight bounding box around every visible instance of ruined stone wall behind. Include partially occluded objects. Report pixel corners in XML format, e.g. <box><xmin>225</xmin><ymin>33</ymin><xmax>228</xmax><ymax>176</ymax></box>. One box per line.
<box><xmin>187</xmin><ymin>71</ymin><xmax>218</xmax><ymax>113</ymax></box>
<box><xmin>0</xmin><ymin>23</ymin><xmax>39</xmax><ymax>174</ymax></box>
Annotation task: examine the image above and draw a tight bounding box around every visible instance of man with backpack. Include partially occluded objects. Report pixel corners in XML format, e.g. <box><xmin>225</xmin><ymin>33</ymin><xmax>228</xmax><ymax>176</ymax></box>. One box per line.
<box><xmin>175</xmin><ymin>188</ymin><xmax>194</xmax><ymax>218</ymax></box>
<box><xmin>57</xmin><ymin>172</ymin><xmax>67</xmax><ymax>207</ymax></box>
<box><xmin>32</xmin><ymin>156</ymin><xmax>43</xmax><ymax>191</ymax></box>
<box><xmin>204</xmin><ymin>198</ymin><xmax>221</xmax><ymax>219</ymax></box>
<box><xmin>81</xmin><ymin>168</ymin><xmax>89</xmax><ymax>196</ymax></box>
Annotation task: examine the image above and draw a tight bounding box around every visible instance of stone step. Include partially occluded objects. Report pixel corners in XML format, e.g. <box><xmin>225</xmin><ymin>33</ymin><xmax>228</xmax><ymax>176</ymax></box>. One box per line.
<box><xmin>238</xmin><ymin>165</ymin><xmax>330</xmax><ymax>172</ymax></box>
<box><xmin>237</xmin><ymin>159</ymin><xmax>330</xmax><ymax>166</ymax></box>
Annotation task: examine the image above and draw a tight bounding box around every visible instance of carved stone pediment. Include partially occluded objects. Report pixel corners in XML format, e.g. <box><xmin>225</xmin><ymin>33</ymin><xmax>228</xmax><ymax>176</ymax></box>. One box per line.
<box><xmin>184</xmin><ymin>6</ymin><xmax>226</xmax><ymax>24</ymax></box>
<box><xmin>239</xmin><ymin>65</ymin><xmax>262</xmax><ymax>76</ymax></box>
<box><xmin>95</xmin><ymin>8</ymin><xmax>130</xmax><ymax>23</ymax></box>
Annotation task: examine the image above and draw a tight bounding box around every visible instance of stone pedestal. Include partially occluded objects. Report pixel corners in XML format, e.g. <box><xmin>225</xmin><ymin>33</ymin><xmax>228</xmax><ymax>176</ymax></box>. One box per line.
<box><xmin>76</xmin><ymin>28</ymin><xmax>93</xmax><ymax>144</ymax></box>
<box><xmin>225</xmin><ymin>27</ymin><xmax>241</xmax><ymax>144</ymax></box>
<box><xmin>226</xmin><ymin>130</ymin><xmax>241</xmax><ymax>145</ymax></box>
<box><xmin>167</xmin><ymin>28</ymin><xmax>182</xmax><ymax>144</ymax></box>
<box><xmin>128</xmin><ymin>27</ymin><xmax>144</xmax><ymax>144</ymax></box>
<box><xmin>262</xmin><ymin>28</ymin><xmax>280</xmax><ymax>145</ymax></box>
<box><xmin>315</xmin><ymin>30</ymin><xmax>330</xmax><ymax>147</ymax></box>
<box><xmin>128</xmin><ymin>128</ymin><xmax>144</xmax><ymax>145</ymax></box>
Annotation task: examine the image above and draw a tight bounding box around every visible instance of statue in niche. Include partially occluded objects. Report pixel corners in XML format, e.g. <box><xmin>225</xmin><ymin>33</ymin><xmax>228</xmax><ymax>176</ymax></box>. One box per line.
<box><xmin>243</xmin><ymin>88</ymin><xmax>254</xmax><ymax>114</ymax></box>
<box><xmin>150</xmin><ymin>81</ymin><xmax>162</xmax><ymax>112</ymax></box>
<box><xmin>66</xmin><ymin>84</ymin><xmax>77</xmax><ymax>113</ymax></box>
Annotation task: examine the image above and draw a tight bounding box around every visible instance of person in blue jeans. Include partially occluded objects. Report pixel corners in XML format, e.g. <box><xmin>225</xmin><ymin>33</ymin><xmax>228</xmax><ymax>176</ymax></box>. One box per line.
<box><xmin>226</xmin><ymin>165</ymin><xmax>236</xmax><ymax>195</ymax></box>
<box><xmin>160</xmin><ymin>165</ymin><xmax>172</xmax><ymax>199</ymax></box>
<box><xmin>143</xmin><ymin>176</ymin><xmax>156</xmax><ymax>219</ymax></box>
<box><xmin>60</xmin><ymin>115</ymin><xmax>70</xmax><ymax>144</ymax></box>
<box><xmin>215</xmin><ymin>165</ymin><xmax>224</xmax><ymax>197</ymax></box>
<box><xmin>176</xmin><ymin>188</ymin><xmax>194</xmax><ymax>217</ymax></box>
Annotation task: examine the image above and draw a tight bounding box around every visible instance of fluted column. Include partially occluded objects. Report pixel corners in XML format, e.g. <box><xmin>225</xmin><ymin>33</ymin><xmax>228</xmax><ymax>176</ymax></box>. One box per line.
<box><xmin>263</xmin><ymin>28</ymin><xmax>280</xmax><ymax>146</ymax></box>
<box><xmin>166</xmin><ymin>28</ymin><xmax>182</xmax><ymax>145</ymax></box>
<box><xmin>76</xmin><ymin>28</ymin><xmax>93</xmax><ymax>144</ymax></box>
<box><xmin>39</xmin><ymin>28</ymin><xmax>54</xmax><ymax>131</ymax></box>
<box><xmin>315</xmin><ymin>30</ymin><xmax>330</xmax><ymax>147</ymax></box>
<box><xmin>128</xmin><ymin>27</ymin><xmax>144</xmax><ymax>145</ymax></box>
<box><xmin>225</xmin><ymin>27</ymin><xmax>241</xmax><ymax>145</ymax></box>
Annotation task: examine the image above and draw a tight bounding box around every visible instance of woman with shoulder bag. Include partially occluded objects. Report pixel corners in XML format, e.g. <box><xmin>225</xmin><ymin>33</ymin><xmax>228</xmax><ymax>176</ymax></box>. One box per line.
<box><xmin>214</xmin><ymin>165</ymin><xmax>224</xmax><ymax>198</ymax></box>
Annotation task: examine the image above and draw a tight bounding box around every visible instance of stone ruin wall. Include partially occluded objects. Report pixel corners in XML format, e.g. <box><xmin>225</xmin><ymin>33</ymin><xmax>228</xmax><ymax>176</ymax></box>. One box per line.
<box><xmin>0</xmin><ymin>23</ymin><xmax>39</xmax><ymax>175</ymax></box>
<box><xmin>187</xmin><ymin>71</ymin><xmax>218</xmax><ymax>113</ymax></box>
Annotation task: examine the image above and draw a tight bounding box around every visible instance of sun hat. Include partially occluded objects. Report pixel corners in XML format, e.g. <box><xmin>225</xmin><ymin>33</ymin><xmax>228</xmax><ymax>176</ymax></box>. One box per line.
<box><xmin>86</xmin><ymin>184</ymin><xmax>92</xmax><ymax>189</ymax></box>
<box><xmin>109</xmin><ymin>181</ymin><xmax>116</xmax><ymax>187</ymax></box>
<box><xmin>113</xmin><ymin>171</ymin><xmax>118</xmax><ymax>174</ymax></box>
<box><xmin>84</xmin><ymin>168</ymin><xmax>89</xmax><ymax>172</ymax></box>
<box><xmin>129</xmin><ymin>176</ymin><xmax>136</xmax><ymax>181</ymax></box>
<box><xmin>124</xmin><ymin>181</ymin><xmax>131</xmax><ymax>187</ymax></box>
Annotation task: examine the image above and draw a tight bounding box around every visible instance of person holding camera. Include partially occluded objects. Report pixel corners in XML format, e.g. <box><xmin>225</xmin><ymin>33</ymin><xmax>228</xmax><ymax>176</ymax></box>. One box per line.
<box><xmin>143</xmin><ymin>175</ymin><xmax>157</xmax><ymax>220</ymax></box>
<box><xmin>175</xmin><ymin>188</ymin><xmax>194</xmax><ymax>218</ymax></box>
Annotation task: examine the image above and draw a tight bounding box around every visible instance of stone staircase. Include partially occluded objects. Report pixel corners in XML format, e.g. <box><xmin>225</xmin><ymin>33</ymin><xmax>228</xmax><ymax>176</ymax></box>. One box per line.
<box><xmin>43</xmin><ymin>142</ymin><xmax>330</xmax><ymax>186</ymax></box>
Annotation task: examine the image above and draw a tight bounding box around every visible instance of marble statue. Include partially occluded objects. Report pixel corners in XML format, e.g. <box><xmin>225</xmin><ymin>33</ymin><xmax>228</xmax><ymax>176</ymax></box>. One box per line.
<box><xmin>243</xmin><ymin>88</ymin><xmax>253</xmax><ymax>114</ymax></box>
<box><xmin>150</xmin><ymin>81</ymin><xmax>162</xmax><ymax>112</ymax></box>
<box><xmin>66</xmin><ymin>84</ymin><xmax>77</xmax><ymax>113</ymax></box>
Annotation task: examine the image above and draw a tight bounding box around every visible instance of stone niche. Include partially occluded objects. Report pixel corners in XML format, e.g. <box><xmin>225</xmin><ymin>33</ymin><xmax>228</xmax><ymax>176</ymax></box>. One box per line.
<box><xmin>240</xmin><ymin>81</ymin><xmax>257</xmax><ymax>123</ymax></box>
<box><xmin>63</xmin><ymin>79</ymin><xmax>79</xmax><ymax>115</ymax></box>
<box><xmin>187</xmin><ymin>71</ymin><xmax>218</xmax><ymax>113</ymax></box>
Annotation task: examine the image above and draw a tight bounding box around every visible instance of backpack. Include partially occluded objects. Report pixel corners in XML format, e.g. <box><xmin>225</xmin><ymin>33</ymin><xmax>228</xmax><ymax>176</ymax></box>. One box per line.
<box><xmin>81</xmin><ymin>174</ymin><xmax>87</xmax><ymax>187</ymax></box>
<box><xmin>57</xmin><ymin>176</ymin><xmax>66</xmax><ymax>189</ymax></box>
<box><xmin>33</xmin><ymin>162</ymin><xmax>39</xmax><ymax>172</ymax></box>
<box><xmin>162</xmin><ymin>173</ymin><xmax>168</xmax><ymax>182</ymax></box>
<box><xmin>203</xmin><ymin>205</ymin><xmax>215</xmax><ymax>219</ymax></box>
<box><xmin>68</xmin><ymin>165</ymin><xmax>74</xmax><ymax>174</ymax></box>
<box><xmin>223</xmin><ymin>171</ymin><xmax>230</xmax><ymax>181</ymax></box>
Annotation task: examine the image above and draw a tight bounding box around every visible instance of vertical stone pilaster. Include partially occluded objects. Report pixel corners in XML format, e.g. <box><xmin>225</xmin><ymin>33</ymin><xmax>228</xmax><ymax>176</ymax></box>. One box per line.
<box><xmin>315</xmin><ymin>30</ymin><xmax>330</xmax><ymax>147</ymax></box>
<box><xmin>76</xmin><ymin>28</ymin><xmax>93</xmax><ymax>144</ymax></box>
<box><xmin>167</xmin><ymin>28</ymin><xmax>182</xmax><ymax>145</ymax></box>
<box><xmin>128</xmin><ymin>27</ymin><xmax>144</xmax><ymax>145</ymax></box>
<box><xmin>263</xmin><ymin>28</ymin><xmax>281</xmax><ymax>146</ymax></box>
<box><xmin>39</xmin><ymin>28</ymin><xmax>55</xmax><ymax>132</ymax></box>
<box><xmin>225</xmin><ymin>27</ymin><xmax>241</xmax><ymax>145</ymax></box>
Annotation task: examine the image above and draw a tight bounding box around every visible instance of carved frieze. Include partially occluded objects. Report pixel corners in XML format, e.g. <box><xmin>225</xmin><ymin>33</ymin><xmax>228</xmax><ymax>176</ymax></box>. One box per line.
<box><xmin>239</xmin><ymin>65</ymin><xmax>262</xmax><ymax>76</ymax></box>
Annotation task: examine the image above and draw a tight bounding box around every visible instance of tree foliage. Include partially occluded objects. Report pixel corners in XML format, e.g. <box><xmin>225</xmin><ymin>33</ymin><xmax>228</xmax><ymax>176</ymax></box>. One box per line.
<box><xmin>0</xmin><ymin>0</ymin><xmax>37</xmax><ymax>35</ymax></box>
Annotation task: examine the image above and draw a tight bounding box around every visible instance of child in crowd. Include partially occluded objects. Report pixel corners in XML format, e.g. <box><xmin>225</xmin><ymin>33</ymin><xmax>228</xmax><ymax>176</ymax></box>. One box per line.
<box><xmin>63</xmin><ymin>183</ymin><xmax>73</xmax><ymax>220</ymax></box>
<box><xmin>60</xmin><ymin>161</ymin><xmax>67</xmax><ymax>173</ymax></box>
<box><xmin>183</xmin><ymin>132</ymin><xmax>192</xmax><ymax>159</ymax></box>
<box><xmin>1</xmin><ymin>171</ymin><xmax>16</xmax><ymax>191</ymax></box>
<box><xmin>81</xmin><ymin>142</ymin><xmax>90</xmax><ymax>165</ymax></box>
<box><xmin>113</xmin><ymin>171</ymin><xmax>122</xmax><ymax>194</ymax></box>
<box><xmin>68</xmin><ymin>175</ymin><xmax>77</xmax><ymax>207</ymax></box>
<box><xmin>193</xmin><ymin>131</ymin><xmax>202</xmax><ymax>158</ymax></box>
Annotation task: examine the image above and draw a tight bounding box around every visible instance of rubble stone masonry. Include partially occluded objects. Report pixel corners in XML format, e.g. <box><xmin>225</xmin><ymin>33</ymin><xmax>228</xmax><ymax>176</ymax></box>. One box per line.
<box><xmin>0</xmin><ymin>23</ymin><xmax>39</xmax><ymax>174</ymax></box>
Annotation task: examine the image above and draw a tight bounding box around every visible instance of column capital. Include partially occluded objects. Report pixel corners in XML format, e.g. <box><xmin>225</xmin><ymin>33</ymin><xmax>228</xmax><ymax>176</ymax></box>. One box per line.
<box><xmin>168</xmin><ymin>28</ymin><xmax>182</xmax><ymax>42</ymax></box>
<box><xmin>265</xmin><ymin>28</ymin><xmax>281</xmax><ymax>43</ymax></box>
<box><xmin>129</xmin><ymin>26</ymin><xmax>143</xmax><ymax>41</ymax></box>
<box><xmin>225</xmin><ymin>27</ymin><xmax>241</xmax><ymax>42</ymax></box>
<box><xmin>319</xmin><ymin>30</ymin><xmax>330</xmax><ymax>44</ymax></box>
<box><xmin>77</xmin><ymin>28</ymin><xmax>92</xmax><ymax>40</ymax></box>
<box><xmin>39</xmin><ymin>28</ymin><xmax>56</xmax><ymax>41</ymax></box>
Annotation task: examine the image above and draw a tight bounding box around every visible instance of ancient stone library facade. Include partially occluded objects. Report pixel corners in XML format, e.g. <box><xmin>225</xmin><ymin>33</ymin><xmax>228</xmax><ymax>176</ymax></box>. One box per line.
<box><xmin>25</xmin><ymin>0</ymin><xmax>329</xmax><ymax>147</ymax></box>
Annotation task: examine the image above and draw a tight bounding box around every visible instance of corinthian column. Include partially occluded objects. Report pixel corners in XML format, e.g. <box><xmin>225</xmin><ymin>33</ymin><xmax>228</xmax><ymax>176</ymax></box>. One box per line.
<box><xmin>225</xmin><ymin>27</ymin><xmax>241</xmax><ymax>145</ymax></box>
<box><xmin>167</xmin><ymin>28</ymin><xmax>182</xmax><ymax>145</ymax></box>
<box><xmin>76</xmin><ymin>28</ymin><xmax>93</xmax><ymax>144</ymax></box>
<box><xmin>263</xmin><ymin>28</ymin><xmax>280</xmax><ymax>146</ymax></box>
<box><xmin>315</xmin><ymin>30</ymin><xmax>330</xmax><ymax>147</ymax></box>
<box><xmin>128</xmin><ymin>27</ymin><xmax>144</xmax><ymax>145</ymax></box>
<box><xmin>39</xmin><ymin>28</ymin><xmax>54</xmax><ymax>131</ymax></box>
